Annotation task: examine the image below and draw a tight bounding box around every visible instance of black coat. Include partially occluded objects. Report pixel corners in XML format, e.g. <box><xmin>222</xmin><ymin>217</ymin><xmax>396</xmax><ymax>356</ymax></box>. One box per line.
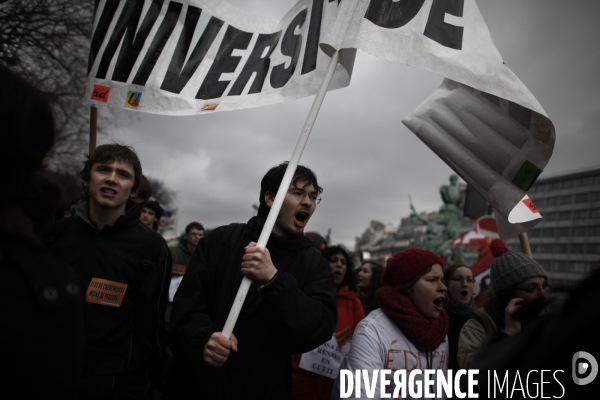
<box><xmin>43</xmin><ymin>201</ymin><xmax>172</xmax><ymax>399</ymax></box>
<box><xmin>166</xmin><ymin>217</ymin><xmax>337</xmax><ymax>399</ymax></box>
<box><xmin>0</xmin><ymin>216</ymin><xmax>84</xmax><ymax>399</ymax></box>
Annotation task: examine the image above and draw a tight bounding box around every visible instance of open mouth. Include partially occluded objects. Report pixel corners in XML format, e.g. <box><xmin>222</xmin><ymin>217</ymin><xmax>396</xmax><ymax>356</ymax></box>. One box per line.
<box><xmin>460</xmin><ymin>290</ymin><xmax>469</xmax><ymax>298</ymax></box>
<box><xmin>295</xmin><ymin>211</ymin><xmax>309</xmax><ymax>224</ymax></box>
<box><xmin>101</xmin><ymin>188</ymin><xmax>117</xmax><ymax>195</ymax></box>
<box><xmin>433</xmin><ymin>297</ymin><xmax>444</xmax><ymax>310</ymax></box>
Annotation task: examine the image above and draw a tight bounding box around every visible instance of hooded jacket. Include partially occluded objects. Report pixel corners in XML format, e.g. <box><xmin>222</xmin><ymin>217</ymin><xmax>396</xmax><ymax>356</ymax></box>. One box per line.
<box><xmin>166</xmin><ymin>216</ymin><xmax>337</xmax><ymax>399</ymax></box>
<box><xmin>43</xmin><ymin>200</ymin><xmax>172</xmax><ymax>399</ymax></box>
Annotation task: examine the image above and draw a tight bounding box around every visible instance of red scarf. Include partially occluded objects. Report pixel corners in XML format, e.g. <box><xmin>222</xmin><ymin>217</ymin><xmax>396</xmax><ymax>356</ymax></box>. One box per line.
<box><xmin>376</xmin><ymin>286</ymin><xmax>449</xmax><ymax>352</ymax></box>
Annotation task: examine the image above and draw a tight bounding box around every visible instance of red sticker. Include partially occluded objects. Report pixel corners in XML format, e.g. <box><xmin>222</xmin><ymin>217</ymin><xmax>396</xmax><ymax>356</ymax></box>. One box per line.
<box><xmin>522</xmin><ymin>198</ymin><xmax>539</xmax><ymax>213</ymax></box>
<box><xmin>91</xmin><ymin>84</ymin><xmax>111</xmax><ymax>102</ymax></box>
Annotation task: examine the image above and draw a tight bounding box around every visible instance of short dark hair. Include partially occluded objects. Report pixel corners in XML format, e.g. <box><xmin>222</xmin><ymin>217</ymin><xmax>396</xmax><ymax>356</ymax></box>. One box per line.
<box><xmin>322</xmin><ymin>245</ymin><xmax>356</xmax><ymax>292</ymax></box>
<box><xmin>81</xmin><ymin>143</ymin><xmax>142</xmax><ymax>195</ymax></box>
<box><xmin>258</xmin><ymin>162</ymin><xmax>323</xmax><ymax>219</ymax></box>
<box><xmin>142</xmin><ymin>200</ymin><xmax>163</xmax><ymax>220</ymax></box>
<box><xmin>134</xmin><ymin>174</ymin><xmax>152</xmax><ymax>203</ymax></box>
<box><xmin>185</xmin><ymin>221</ymin><xmax>204</xmax><ymax>234</ymax></box>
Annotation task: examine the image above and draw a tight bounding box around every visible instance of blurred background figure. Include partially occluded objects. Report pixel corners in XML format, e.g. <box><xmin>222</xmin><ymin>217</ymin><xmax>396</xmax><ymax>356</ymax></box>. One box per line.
<box><xmin>356</xmin><ymin>261</ymin><xmax>384</xmax><ymax>315</ymax></box>
<box><xmin>292</xmin><ymin>245</ymin><xmax>364</xmax><ymax>400</ymax></box>
<box><xmin>458</xmin><ymin>239</ymin><xmax>549</xmax><ymax>368</ymax></box>
<box><xmin>443</xmin><ymin>262</ymin><xmax>490</xmax><ymax>371</ymax></box>
<box><xmin>0</xmin><ymin>65</ymin><xmax>83</xmax><ymax>399</ymax></box>
<box><xmin>141</xmin><ymin>199</ymin><xmax>163</xmax><ymax>231</ymax></box>
<box><xmin>305</xmin><ymin>231</ymin><xmax>327</xmax><ymax>252</ymax></box>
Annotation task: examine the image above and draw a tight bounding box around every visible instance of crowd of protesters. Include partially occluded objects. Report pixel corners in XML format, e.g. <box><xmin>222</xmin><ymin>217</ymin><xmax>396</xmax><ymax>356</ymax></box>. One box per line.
<box><xmin>1</xmin><ymin>64</ymin><xmax>598</xmax><ymax>399</ymax></box>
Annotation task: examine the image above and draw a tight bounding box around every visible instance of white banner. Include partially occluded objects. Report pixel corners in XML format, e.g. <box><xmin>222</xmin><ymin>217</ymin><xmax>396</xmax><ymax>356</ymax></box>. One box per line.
<box><xmin>319</xmin><ymin>0</ymin><xmax>555</xmax><ymax>235</ymax></box>
<box><xmin>83</xmin><ymin>0</ymin><xmax>354</xmax><ymax>115</ymax></box>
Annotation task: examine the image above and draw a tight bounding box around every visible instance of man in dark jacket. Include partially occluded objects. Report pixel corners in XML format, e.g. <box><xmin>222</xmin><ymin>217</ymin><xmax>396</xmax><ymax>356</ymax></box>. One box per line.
<box><xmin>44</xmin><ymin>144</ymin><xmax>172</xmax><ymax>399</ymax></box>
<box><xmin>166</xmin><ymin>162</ymin><xmax>337</xmax><ymax>399</ymax></box>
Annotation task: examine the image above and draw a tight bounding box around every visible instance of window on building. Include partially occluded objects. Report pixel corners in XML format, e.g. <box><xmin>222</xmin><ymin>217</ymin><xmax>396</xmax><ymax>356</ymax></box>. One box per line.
<box><xmin>574</xmin><ymin>209</ymin><xmax>590</xmax><ymax>220</ymax></box>
<box><xmin>588</xmin><ymin>243</ymin><xmax>600</xmax><ymax>254</ymax></box>
<box><xmin>589</xmin><ymin>226</ymin><xmax>600</xmax><ymax>236</ymax></box>
<box><xmin>571</xmin><ymin>244</ymin><xmax>586</xmax><ymax>254</ymax></box>
<box><xmin>543</xmin><ymin>228</ymin><xmax>555</xmax><ymax>237</ymax></box>
<box><xmin>529</xmin><ymin>229</ymin><xmax>542</xmax><ymax>238</ymax></box>
<box><xmin>534</xmin><ymin>198</ymin><xmax>545</xmax><ymax>208</ymax></box>
<box><xmin>547</xmin><ymin>197</ymin><xmax>559</xmax><ymax>206</ymax></box>
<box><xmin>572</xmin><ymin>226</ymin><xmax>587</xmax><ymax>236</ymax></box>
<box><xmin>562</xmin><ymin>179</ymin><xmax>574</xmax><ymax>188</ymax></box>
<box><xmin>549</xmin><ymin>181</ymin><xmax>562</xmax><ymax>190</ymax></box>
<box><xmin>576</xmin><ymin>176</ymin><xmax>592</xmax><ymax>187</ymax></box>
<box><xmin>593</xmin><ymin>175</ymin><xmax>600</xmax><ymax>185</ymax></box>
<box><xmin>570</xmin><ymin>263</ymin><xmax>591</xmax><ymax>274</ymax></box>
<box><xmin>559</xmin><ymin>211</ymin><xmax>572</xmax><ymax>220</ymax></box>
<box><xmin>533</xmin><ymin>182</ymin><xmax>547</xmax><ymax>193</ymax></box>
<box><xmin>557</xmin><ymin>227</ymin><xmax>570</xmax><ymax>237</ymax></box>
<box><xmin>560</xmin><ymin>195</ymin><xmax>573</xmax><ymax>205</ymax></box>
<box><xmin>542</xmin><ymin>244</ymin><xmax>555</xmax><ymax>253</ymax></box>
<box><xmin>545</xmin><ymin>212</ymin><xmax>559</xmax><ymax>221</ymax></box>
<box><xmin>552</xmin><ymin>261</ymin><xmax>568</xmax><ymax>272</ymax></box>
<box><xmin>575</xmin><ymin>193</ymin><xmax>590</xmax><ymax>203</ymax></box>
<box><xmin>591</xmin><ymin>208</ymin><xmax>600</xmax><ymax>218</ymax></box>
<box><xmin>592</xmin><ymin>191</ymin><xmax>600</xmax><ymax>201</ymax></box>
<box><xmin>555</xmin><ymin>244</ymin><xmax>568</xmax><ymax>253</ymax></box>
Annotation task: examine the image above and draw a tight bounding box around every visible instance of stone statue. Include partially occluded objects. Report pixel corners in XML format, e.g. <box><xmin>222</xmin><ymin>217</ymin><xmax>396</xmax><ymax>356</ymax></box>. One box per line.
<box><xmin>409</xmin><ymin>174</ymin><xmax>466</xmax><ymax>263</ymax></box>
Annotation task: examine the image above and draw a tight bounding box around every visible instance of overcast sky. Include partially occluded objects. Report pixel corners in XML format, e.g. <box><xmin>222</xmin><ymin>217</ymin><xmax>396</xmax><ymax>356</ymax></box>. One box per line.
<box><xmin>99</xmin><ymin>0</ymin><xmax>600</xmax><ymax>248</ymax></box>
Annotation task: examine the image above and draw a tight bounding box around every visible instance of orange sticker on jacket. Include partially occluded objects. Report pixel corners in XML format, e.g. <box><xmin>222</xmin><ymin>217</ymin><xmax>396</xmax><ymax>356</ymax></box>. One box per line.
<box><xmin>172</xmin><ymin>264</ymin><xmax>186</xmax><ymax>275</ymax></box>
<box><xmin>522</xmin><ymin>198</ymin><xmax>539</xmax><ymax>213</ymax></box>
<box><xmin>86</xmin><ymin>278</ymin><xmax>128</xmax><ymax>307</ymax></box>
<box><xmin>335</xmin><ymin>326</ymin><xmax>352</xmax><ymax>348</ymax></box>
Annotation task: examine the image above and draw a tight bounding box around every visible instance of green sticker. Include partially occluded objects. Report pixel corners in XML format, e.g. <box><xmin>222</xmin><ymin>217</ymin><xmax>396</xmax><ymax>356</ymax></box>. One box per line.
<box><xmin>512</xmin><ymin>160</ymin><xmax>543</xmax><ymax>192</ymax></box>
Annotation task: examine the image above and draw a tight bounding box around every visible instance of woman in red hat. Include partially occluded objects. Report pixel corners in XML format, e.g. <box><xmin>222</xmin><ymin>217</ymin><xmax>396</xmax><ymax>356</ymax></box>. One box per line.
<box><xmin>332</xmin><ymin>248</ymin><xmax>449</xmax><ymax>399</ymax></box>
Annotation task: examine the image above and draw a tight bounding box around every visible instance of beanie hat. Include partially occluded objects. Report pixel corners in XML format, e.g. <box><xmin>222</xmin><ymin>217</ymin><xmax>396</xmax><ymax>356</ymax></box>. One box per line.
<box><xmin>489</xmin><ymin>239</ymin><xmax>548</xmax><ymax>294</ymax></box>
<box><xmin>383</xmin><ymin>248</ymin><xmax>444</xmax><ymax>286</ymax></box>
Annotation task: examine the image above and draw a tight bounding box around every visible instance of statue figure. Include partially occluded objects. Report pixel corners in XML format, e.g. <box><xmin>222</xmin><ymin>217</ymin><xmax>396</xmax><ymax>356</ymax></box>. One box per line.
<box><xmin>409</xmin><ymin>174</ymin><xmax>466</xmax><ymax>264</ymax></box>
<box><xmin>437</xmin><ymin>174</ymin><xmax>464</xmax><ymax>240</ymax></box>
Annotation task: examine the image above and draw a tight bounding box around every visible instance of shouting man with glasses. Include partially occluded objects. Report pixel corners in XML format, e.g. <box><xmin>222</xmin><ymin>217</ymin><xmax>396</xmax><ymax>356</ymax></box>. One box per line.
<box><xmin>165</xmin><ymin>162</ymin><xmax>337</xmax><ymax>399</ymax></box>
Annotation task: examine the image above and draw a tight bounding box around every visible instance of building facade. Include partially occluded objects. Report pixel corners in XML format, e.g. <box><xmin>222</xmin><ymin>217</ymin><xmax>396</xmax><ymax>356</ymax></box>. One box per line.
<box><xmin>507</xmin><ymin>167</ymin><xmax>600</xmax><ymax>290</ymax></box>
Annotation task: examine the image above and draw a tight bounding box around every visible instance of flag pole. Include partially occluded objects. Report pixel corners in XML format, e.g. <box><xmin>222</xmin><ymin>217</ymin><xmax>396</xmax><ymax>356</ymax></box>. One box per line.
<box><xmin>89</xmin><ymin>106</ymin><xmax>98</xmax><ymax>156</ymax></box>
<box><xmin>518</xmin><ymin>232</ymin><xmax>533</xmax><ymax>258</ymax></box>
<box><xmin>222</xmin><ymin>50</ymin><xmax>341</xmax><ymax>338</ymax></box>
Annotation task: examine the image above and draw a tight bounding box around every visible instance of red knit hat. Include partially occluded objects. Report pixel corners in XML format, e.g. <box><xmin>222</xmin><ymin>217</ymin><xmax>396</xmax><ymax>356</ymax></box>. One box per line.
<box><xmin>383</xmin><ymin>248</ymin><xmax>444</xmax><ymax>286</ymax></box>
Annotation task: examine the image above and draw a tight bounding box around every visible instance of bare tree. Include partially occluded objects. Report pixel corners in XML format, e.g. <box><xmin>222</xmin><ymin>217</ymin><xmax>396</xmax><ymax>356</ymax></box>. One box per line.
<box><xmin>0</xmin><ymin>0</ymin><xmax>104</xmax><ymax>170</ymax></box>
<box><xmin>147</xmin><ymin>176</ymin><xmax>177</xmax><ymax>208</ymax></box>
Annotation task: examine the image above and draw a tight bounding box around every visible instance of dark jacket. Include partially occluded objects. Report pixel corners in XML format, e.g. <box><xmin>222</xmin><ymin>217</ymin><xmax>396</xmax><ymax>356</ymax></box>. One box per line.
<box><xmin>166</xmin><ymin>217</ymin><xmax>337</xmax><ymax>400</ymax></box>
<box><xmin>169</xmin><ymin>238</ymin><xmax>192</xmax><ymax>275</ymax></box>
<box><xmin>0</xmin><ymin>210</ymin><xmax>84</xmax><ymax>399</ymax></box>
<box><xmin>43</xmin><ymin>200</ymin><xmax>172</xmax><ymax>399</ymax></box>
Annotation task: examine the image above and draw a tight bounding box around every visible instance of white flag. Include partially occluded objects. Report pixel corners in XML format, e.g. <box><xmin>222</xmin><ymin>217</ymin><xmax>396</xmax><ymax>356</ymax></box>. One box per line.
<box><xmin>319</xmin><ymin>0</ymin><xmax>555</xmax><ymax>236</ymax></box>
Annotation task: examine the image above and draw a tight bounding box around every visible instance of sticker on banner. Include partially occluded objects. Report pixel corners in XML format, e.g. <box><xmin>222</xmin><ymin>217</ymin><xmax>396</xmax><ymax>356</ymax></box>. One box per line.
<box><xmin>86</xmin><ymin>277</ymin><xmax>127</xmax><ymax>307</ymax></box>
<box><xmin>200</xmin><ymin>103</ymin><xmax>218</xmax><ymax>111</ymax></box>
<box><xmin>124</xmin><ymin>86</ymin><xmax>143</xmax><ymax>109</ymax></box>
<box><xmin>91</xmin><ymin>84</ymin><xmax>111</xmax><ymax>103</ymax></box>
<box><xmin>508</xmin><ymin>195</ymin><xmax>542</xmax><ymax>223</ymax></box>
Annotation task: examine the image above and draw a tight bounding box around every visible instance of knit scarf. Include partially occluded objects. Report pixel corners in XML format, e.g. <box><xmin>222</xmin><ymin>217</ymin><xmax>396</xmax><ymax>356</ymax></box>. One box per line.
<box><xmin>377</xmin><ymin>286</ymin><xmax>449</xmax><ymax>352</ymax></box>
